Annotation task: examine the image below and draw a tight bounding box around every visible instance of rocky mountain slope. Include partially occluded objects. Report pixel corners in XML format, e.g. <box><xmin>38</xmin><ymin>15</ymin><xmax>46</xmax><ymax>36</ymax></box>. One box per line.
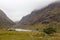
<box><xmin>18</xmin><ymin>1</ymin><xmax>60</xmax><ymax>28</ymax></box>
<box><xmin>0</xmin><ymin>9</ymin><xmax>15</xmax><ymax>29</ymax></box>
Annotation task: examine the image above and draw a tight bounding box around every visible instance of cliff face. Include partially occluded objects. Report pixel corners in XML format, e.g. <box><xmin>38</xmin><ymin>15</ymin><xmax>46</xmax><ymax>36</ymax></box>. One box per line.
<box><xmin>18</xmin><ymin>2</ymin><xmax>60</xmax><ymax>28</ymax></box>
<box><xmin>0</xmin><ymin>9</ymin><xmax>15</xmax><ymax>29</ymax></box>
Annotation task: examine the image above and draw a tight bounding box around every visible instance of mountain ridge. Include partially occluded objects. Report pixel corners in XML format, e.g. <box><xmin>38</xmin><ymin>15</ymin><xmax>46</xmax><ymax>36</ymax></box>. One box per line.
<box><xmin>17</xmin><ymin>1</ymin><xmax>60</xmax><ymax>28</ymax></box>
<box><xmin>0</xmin><ymin>9</ymin><xmax>15</xmax><ymax>29</ymax></box>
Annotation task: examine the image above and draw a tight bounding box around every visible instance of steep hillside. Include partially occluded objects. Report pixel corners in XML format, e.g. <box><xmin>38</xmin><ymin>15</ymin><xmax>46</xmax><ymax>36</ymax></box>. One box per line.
<box><xmin>18</xmin><ymin>2</ymin><xmax>60</xmax><ymax>28</ymax></box>
<box><xmin>0</xmin><ymin>9</ymin><xmax>15</xmax><ymax>29</ymax></box>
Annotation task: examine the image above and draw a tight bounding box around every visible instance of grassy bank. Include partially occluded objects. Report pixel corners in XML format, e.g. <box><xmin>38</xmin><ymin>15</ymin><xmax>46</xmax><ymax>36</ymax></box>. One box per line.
<box><xmin>0</xmin><ymin>30</ymin><xmax>60</xmax><ymax>40</ymax></box>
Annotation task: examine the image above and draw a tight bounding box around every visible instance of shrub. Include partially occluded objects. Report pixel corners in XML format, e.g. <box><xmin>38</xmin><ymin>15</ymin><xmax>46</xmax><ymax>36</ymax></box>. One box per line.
<box><xmin>43</xmin><ymin>27</ymin><xmax>56</xmax><ymax>35</ymax></box>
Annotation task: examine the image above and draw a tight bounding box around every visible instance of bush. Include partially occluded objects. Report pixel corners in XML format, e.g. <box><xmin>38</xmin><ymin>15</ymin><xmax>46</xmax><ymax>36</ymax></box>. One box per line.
<box><xmin>43</xmin><ymin>27</ymin><xmax>56</xmax><ymax>35</ymax></box>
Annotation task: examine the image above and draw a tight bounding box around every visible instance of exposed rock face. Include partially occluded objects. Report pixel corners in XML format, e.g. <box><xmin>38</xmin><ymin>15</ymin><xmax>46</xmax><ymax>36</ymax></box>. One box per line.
<box><xmin>18</xmin><ymin>2</ymin><xmax>60</xmax><ymax>28</ymax></box>
<box><xmin>0</xmin><ymin>9</ymin><xmax>15</xmax><ymax>29</ymax></box>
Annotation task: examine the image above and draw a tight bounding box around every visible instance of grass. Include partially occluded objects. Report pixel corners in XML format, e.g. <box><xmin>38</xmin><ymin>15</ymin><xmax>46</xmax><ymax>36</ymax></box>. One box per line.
<box><xmin>0</xmin><ymin>30</ymin><xmax>41</xmax><ymax>40</ymax></box>
<box><xmin>0</xmin><ymin>22</ymin><xmax>60</xmax><ymax>40</ymax></box>
<box><xmin>0</xmin><ymin>30</ymin><xmax>60</xmax><ymax>40</ymax></box>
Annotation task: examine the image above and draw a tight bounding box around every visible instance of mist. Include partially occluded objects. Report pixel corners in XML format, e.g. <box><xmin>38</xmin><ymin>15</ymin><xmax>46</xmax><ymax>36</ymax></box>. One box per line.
<box><xmin>0</xmin><ymin>0</ymin><xmax>57</xmax><ymax>21</ymax></box>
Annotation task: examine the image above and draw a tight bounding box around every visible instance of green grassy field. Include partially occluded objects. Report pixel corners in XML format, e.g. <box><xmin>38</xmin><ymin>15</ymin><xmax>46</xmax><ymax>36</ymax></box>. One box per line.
<box><xmin>0</xmin><ymin>30</ymin><xmax>60</xmax><ymax>40</ymax></box>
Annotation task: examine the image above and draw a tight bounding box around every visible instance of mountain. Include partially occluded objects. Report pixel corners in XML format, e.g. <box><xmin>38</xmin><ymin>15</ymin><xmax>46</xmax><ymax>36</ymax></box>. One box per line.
<box><xmin>0</xmin><ymin>9</ymin><xmax>15</xmax><ymax>29</ymax></box>
<box><xmin>18</xmin><ymin>1</ymin><xmax>60</xmax><ymax>28</ymax></box>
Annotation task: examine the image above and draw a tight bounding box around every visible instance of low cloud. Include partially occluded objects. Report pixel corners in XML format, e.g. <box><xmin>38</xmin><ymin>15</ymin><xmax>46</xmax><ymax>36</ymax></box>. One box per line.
<box><xmin>0</xmin><ymin>0</ymin><xmax>56</xmax><ymax>21</ymax></box>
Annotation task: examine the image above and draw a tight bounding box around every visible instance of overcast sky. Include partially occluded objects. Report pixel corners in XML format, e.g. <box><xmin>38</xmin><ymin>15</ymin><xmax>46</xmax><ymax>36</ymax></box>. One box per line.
<box><xmin>0</xmin><ymin>0</ymin><xmax>57</xmax><ymax>21</ymax></box>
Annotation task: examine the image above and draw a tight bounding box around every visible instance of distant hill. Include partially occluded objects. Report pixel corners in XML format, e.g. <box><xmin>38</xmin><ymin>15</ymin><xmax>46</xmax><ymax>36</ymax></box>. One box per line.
<box><xmin>0</xmin><ymin>9</ymin><xmax>15</xmax><ymax>29</ymax></box>
<box><xmin>17</xmin><ymin>1</ymin><xmax>60</xmax><ymax>28</ymax></box>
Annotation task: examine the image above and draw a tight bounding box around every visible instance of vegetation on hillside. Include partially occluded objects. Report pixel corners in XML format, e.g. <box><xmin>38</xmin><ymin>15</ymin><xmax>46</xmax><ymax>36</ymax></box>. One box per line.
<box><xmin>25</xmin><ymin>22</ymin><xmax>60</xmax><ymax>31</ymax></box>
